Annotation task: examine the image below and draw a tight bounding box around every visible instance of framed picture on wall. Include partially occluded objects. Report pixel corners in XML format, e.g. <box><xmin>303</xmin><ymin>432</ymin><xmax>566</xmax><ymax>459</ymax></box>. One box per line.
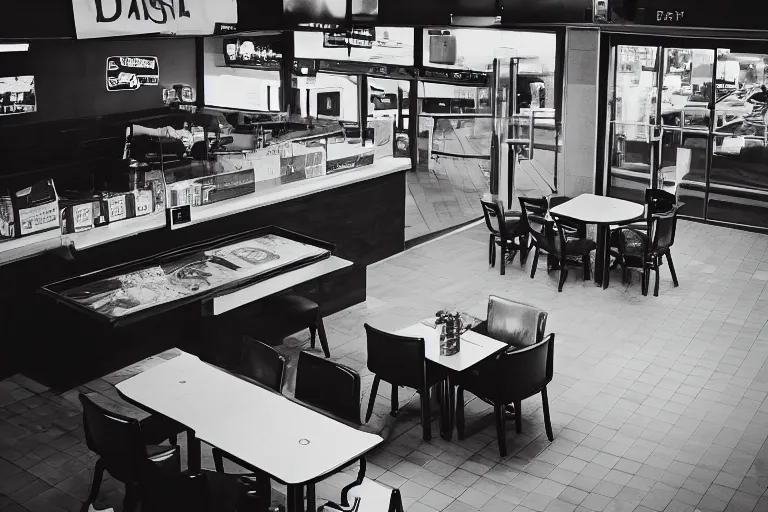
<box><xmin>0</xmin><ymin>76</ymin><xmax>36</xmax><ymax>116</ymax></box>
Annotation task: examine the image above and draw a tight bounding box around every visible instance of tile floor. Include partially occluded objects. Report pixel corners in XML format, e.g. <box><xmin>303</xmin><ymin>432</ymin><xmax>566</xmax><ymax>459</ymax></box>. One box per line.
<box><xmin>2</xmin><ymin>219</ymin><xmax>768</xmax><ymax>512</ymax></box>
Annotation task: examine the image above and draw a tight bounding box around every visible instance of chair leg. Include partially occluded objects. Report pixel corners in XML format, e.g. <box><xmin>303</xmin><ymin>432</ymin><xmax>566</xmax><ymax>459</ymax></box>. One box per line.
<box><xmin>542</xmin><ymin>387</ymin><xmax>554</xmax><ymax>442</ymax></box>
<box><xmin>456</xmin><ymin>387</ymin><xmax>465</xmax><ymax>440</ymax></box>
<box><xmin>666</xmin><ymin>252</ymin><xmax>679</xmax><ymax>287</ymax></box>
<box><xmin>530</xmin><ymin>248</ymin><xmax>539</xmax><ymax>279</ymax></box>
<box><xmin>365</xmin><ymin>376</ymin><xmax>380</xmax><ymax>422</ymax></box>
<box><xmin>520</xmin><ymin>235</ymin><xmax>529</xmax><ymax>266</ymax></box>
<box><xmin>212</xmin><ymin>448</ymin><xmax>225</xmax><ymax>472</ymax></box>
<box><xmin>420</xmin><ymin>389</ymin><xmax>432</xmax><ymax>441</ymax></box>
<box><xmin>80</xmin><ymin>459</ymin><xmax>105</xmax><ymax>512</ymax></box>
<box><xmin>514</xmin><ymin>400</ymin><xmax>522</xmax><ymax>434</ymax></box>
<box><xmin>641</xmin><ymin>263</ymin><xmax>649</xmax><ymax>296</ymax></box>
<box><xmin>500</xmin><ymin>243</ymin><xmax>506</xmax><ymax>276</ymax></box>
<box><xmin>122</xmin><ymin>484</ymin><xmax>140</xmax><ymax>512</ymax></box>
<box><xmin>558</xmin><ymin>265</ymin><xmax>568</xmax><ymax>293</ymax></box>
<box><xmin>489</xmin><ymin>234</ymin><xmax>495</xmax><ymax>267</ymax></box>
<box><xmin>582</xmin><ymin>255</ymin><xmax>590</xmax><ymax>281</ymax></box>
<box><xmin>316</xmin><ymin>318</ymin><xmax>331</xmax><ymax>358</ymax></box>
<box><xmin>654</xmin><ymin>258</ymin><xmax>661</xmax><ymax>297</ymax></box>
<box><xmin>309</xmin><ymin>325</ymin><xmax>317</xmax><ymax>349</ymax></box>
<box><xmin>391</xmin><ymin>385</ymin><xmax>399</xmax><ymax>417</ymax></box>
<box><xmin>494</xmin><ymin>404</ymin><xmax>507</xmax><ymax>458</ymax></box>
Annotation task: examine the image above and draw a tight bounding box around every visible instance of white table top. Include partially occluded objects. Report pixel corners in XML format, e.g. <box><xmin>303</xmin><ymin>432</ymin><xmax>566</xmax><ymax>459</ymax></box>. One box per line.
<box><xmin>116</xmin><ymin>352</ymin><xmax>382</xmax><ymax>485</ymax></box>
<box><xmin>395</xmin><ymin>322</ymin><xmax>507</xmax><ymax>372</ymax></box>
<box><xmin>203</xmin><ymin>255</ymin><xmax>353</xmax><ymax>316</ymax></box>
<box><xmin>549</xmin><ymin>193</ymin><xmax>645</xmax><ymax>225</ymax></box>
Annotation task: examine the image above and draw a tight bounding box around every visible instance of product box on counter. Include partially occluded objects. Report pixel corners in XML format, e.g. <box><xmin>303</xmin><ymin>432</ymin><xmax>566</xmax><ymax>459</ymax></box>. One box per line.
<box><xmin>0</xmin><ymin>180</ymin><xmax>60</xmax><ymax>239</ymax></box>
<box><xmin>326</xmin><ymin>143</ymin><xmax>375</xmax><ymax>174</ymax></box>
<box><xmin>164</xmin><ymin>161</ymin><xmax>256</xmax><ymax>208</ymax></box>
<box><xmin>368</xmin><ymin>119</ymin><xmax>395</xmax><ymax>160</ymax></box>
<box><xmin>59</xmin><ymin>188</ymin><xmax>158</xmax><ymax>235</ymax></box>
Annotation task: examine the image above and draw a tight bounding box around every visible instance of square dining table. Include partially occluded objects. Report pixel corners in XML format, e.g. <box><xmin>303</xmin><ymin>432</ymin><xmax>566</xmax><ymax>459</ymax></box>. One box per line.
<box><xmin>395</xmin><ymin>321</ymin><xmax>507</xmax><ymax>440</ymax></box>
<box><xmin>116</xmin><ymin>351</ymin><xmax>382</xmax><ymax>512</ymax></box>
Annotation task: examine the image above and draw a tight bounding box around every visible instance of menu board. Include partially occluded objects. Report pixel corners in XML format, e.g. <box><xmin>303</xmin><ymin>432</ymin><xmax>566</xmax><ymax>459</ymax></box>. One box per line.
<box><xmin>223</xmin><ymin>35</ymin><xmax>283</xmax><ymax>69</ymax></box>
<box><xmin>47</xmin><ymin>233</ymin><xmax>330</xmax><ymax>322</ymax></box>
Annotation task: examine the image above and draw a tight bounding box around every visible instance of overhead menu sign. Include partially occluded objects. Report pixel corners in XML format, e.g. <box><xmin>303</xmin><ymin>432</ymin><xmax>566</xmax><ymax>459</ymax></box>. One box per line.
<box><xmin>71</xmin><ymin>0</ymin><xmax>238</xmax><ymax>39</ymax></box>
<box><xmin>106</xmin><ymin>56</ymin><xmax>159</xmax><ymax>91</ymax></box>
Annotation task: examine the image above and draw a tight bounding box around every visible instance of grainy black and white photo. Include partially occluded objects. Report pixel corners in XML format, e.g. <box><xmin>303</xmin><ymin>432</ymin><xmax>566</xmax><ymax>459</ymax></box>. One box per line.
<box><xmin>1</xmin><ymin>2</ymin><xmax>768</xmax><ymax>512</ymax></box>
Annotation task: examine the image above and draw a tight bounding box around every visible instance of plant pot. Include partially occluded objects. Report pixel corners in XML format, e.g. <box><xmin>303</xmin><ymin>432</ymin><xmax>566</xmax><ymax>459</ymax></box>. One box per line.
<box><xmin>440</xmin><ymin>318</ymin><xmax>461</xmax><ymax>356</ymax></box>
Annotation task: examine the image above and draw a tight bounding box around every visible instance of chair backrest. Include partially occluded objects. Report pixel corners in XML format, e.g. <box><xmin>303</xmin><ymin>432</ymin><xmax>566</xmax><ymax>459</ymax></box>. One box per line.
<box><xmin>645</xmin><ymin>188</ymin><xmax>676</xmax><ymax>215</ymax></box>
<box><xmin>480</xmin><ymin>198</ymin><xmax>506</xmax><ymax>238</ymax></box>
<box><xmin>518</xmin><ymin>196</ymin><xmax>549</xmax><ymax>238</ymax></box>
<box><xmin>364</xmin><ymin>324</ymin><xmax>426</xmax><ymax>391</ymax></box>
<box><xmin>295</xmin><ymin>351</ymin><xmax>362</xmax><ymax>425</ymax></box>
<box><xmin>79</xmin><ymin>393</ymin><xmax>148</xmax><ymax>480</ymax></box>
<box><xmin>240</xmin><ymin>336</ymin><xmax>286</xmax><ymax>393</ymax></box>
<box><xmin>486</xmin><ymin>295</ymin><xmax>548</xmax><ymax>349</ymax></box>
<box><xmin>548</xmin><ymin>196</ymin><xmax>572</xmax><ymax>209</ymax></box>
<box><xmin>472</xmin><ymin>334</ymin><xmax>554</xmax><ymax>403</ymax></box>
<box><xmin>652</xmin><ymin>207</ymin><xmax>678</xmax><ymax>252</ymax></box>
<box><xmin>498</xmin><ymin>333</ymin><xmax>554</xmax><ymax>401</ymax></box>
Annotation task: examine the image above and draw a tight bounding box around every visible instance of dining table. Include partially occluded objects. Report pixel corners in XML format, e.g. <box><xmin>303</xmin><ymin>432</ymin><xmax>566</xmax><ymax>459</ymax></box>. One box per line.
<box><xmin>116</xmin><ymin>351</ymin><xmax>382</xmax><ymax>512</ymax></box>
<box><xmin>549</xmin><ymin>193</ymin><xmax>645</xmax><ymax>289</ymax></box>
<box><xmin>396</xmin><ymin>320</ymin><xmax>507</xmax><ymax>440</ymax></box>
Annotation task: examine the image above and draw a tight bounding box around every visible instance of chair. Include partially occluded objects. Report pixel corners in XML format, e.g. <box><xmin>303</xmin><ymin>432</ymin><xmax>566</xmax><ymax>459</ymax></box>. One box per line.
<box><xmin>211</xmin><ymin>336</ymin><xmax>286</xmax><ymax>495</ymax></box>
<box><xmin>456</xmin><ymin>334</ymin><xmax>555</xmax><ymax>457</ymax></box>
<box><xmin>295</xmin><ymin>351</ymin><xmax>362</xmax><ymax>425</ymax></box>
<box><xmin>262</xmin><ymin>294</ymin><xmax>331</xmax><ymax>358</ymax></box>
<box><xmin>295</xmin><ymin>351</ymin><xmax>365</xmax><ymax>512</ymax></box>
<box><xmin>239</xmin><ymin>336</ymin><xmax>286</xmax><ymax>392</ymax></box>
<box><xmin>79</xmin><ymin>393</ymin><xmax>179</xmax><ymax>512</ymax></box>
<box><xmin>140</xmin><ymin>445</ymin><xmax>266</xmax><ymax>512</ymax></box>
<box><xmin>320</xmin><ymin>479</ymin><xmax>405</xmax><ymax>512</ymax></box>
<box><xmin>363</xmin><ymin>324</ymin><xmax>446</xmax><ymax>441</ymax></box>
<box><xmin>520</xmin><ymin>197</ymin><xmax>596</xmax><ymax>292</ymax></box>
<box><xmin>612</xmin><ymin>206</ymin><xmax>680</xmax><ymax>296</ymax></box>
<box><xmin>480</xmin><ymin>199</ymin><xmax>526</xmax><ymax>275</ymax></box>
<box><xmin>472</xmin><ymin>296</ymin><xmax>548</xmax><ymax>350</ymax></box>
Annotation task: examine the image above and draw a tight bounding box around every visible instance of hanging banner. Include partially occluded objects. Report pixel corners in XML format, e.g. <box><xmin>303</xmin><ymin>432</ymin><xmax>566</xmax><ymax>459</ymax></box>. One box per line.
<box><xmin>71</xmin><ymin>0</ymin><xmax>238</xmax><ymax>39</ymax></box>
<box><xmin>106</xmin><ymin>56</ymin><xmax>159</xmax><ymax>91</ymax></box>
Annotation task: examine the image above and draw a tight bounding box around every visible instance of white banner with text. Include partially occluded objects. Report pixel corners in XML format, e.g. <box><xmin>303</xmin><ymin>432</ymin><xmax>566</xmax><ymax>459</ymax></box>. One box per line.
<box><xmin>72</xmin><ymin>0</ymin><xmax>238</xmax><ymax>39</ymax></box>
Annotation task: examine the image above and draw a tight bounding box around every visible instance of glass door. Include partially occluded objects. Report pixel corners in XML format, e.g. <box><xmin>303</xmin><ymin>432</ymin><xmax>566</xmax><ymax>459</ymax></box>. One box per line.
<box><xmin>707</xmin><ymin>49</ymin><xmax>768</xmax><ymax>228</ymax></box>
<box><xmin>608</xmin><ymin>45</ymin><xmax>660</xmax><ymax>203</ymax></box>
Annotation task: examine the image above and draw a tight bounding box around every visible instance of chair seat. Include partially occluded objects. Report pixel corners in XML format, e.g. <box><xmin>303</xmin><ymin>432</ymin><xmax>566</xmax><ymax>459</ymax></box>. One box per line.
<box><xmin>615</xmin><ymin>229</ymin><xmax>648</xmax><ymax>259</ymax></box>
<box><xmin>556</xmin><ymin>237</ymin><xmax>596</xmax><ymax>256</ymax></box>
<box><xmin>264</xmin><ymin>294</ymin><xmax>319</xmax><ymax>323</ymax></box>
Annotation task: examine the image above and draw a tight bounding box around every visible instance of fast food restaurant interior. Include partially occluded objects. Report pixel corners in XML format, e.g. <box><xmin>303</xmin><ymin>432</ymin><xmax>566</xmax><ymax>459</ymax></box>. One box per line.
<box><xmin>1</xmin><ymin>1</ymin><xmax>768</xmax><ymax>511</ymax></box>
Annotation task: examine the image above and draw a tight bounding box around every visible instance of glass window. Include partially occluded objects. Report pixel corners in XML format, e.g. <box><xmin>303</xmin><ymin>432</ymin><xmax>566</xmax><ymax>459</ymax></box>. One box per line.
<box><xmin>294</xmin><ymin>27</ymin><xmax>414</xmax><ymax>66</ymax></box>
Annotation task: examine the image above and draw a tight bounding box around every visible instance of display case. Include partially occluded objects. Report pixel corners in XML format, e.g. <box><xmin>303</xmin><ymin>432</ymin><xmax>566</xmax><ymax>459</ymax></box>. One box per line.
<box><xmin>39</xmin><ymin>226</ymin><xmax>334</xmax><ymax>327</ymax></box>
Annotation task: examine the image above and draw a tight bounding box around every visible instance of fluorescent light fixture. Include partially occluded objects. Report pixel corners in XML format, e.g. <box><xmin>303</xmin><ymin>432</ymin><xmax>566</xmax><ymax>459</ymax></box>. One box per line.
<box><xmin>450</xmin><ymin>15</ymin><xmax>501</xmax><ymax>27</ymax></box>
<box><xmin>0</xmin><ymin>43</ymin><xmax>30</xmax><ymax>53</ymax></box>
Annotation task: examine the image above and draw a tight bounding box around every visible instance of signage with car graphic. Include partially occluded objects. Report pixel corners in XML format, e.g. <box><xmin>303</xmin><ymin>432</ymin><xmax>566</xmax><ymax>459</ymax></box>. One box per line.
<box><xmin>106</xmin><ymin>56</ymin><xmax>159</xmax><ymax>92</ymax></box>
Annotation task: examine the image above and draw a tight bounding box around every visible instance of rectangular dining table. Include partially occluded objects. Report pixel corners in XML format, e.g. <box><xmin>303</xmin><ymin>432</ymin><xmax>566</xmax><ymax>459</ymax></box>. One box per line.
<box><xmin>116</xmin><ymin>351</ymin><xmax>382</xmax><ymax>512</ymax></box>
<box><xmin>396</xmin><ymin>321</ymin><xmax>507</xmax><ymax>440</ymax></box>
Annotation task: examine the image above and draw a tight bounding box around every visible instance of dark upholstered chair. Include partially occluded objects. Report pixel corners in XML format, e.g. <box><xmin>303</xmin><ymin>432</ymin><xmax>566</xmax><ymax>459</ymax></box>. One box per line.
<box><xmin>321</xmin><ymin>478</ymin><xmax>404</xmax><ymax>512</ymax></box>
<box><xmin>295</xmin><ymin>351</ymin><xmax>362</xmax><ymax>425</ymax></box>
<box><xmin>472</xmin><ymin>295</ymin><xmax>548</xmax><ymax>350</ymax></box>
<box><xmin>456</xmin><ymin>334</ymin><xmax>556</xmax><ymax>457</ymax></box>
<box><xmin>240</xmin><ymin>336</ymin><xmax>286</xmax><ymax>393</ymax></box>
<box><xmin>140</xmin><ymin>446</ymin><xmax>264</xmax><ymax>512</ymax></box>
<box><xmin>613</xmin><ymin>206</ymin><xmax>680</xmax><ymax>296</ymax></box>
<box><xmin>363</xmin><ymin>324</ymin><xmax>447</xmax><ymax>441</ymax></box>
<box><xmin>520</xmin><ymin>197</ymin><xmax>596</xmax><ymax>292</ymax></box>
<box><xmin>263</xmin><ymin>294</ymin><xmax>330</xmax><ymax>358</ymax></box>
<box><xmin>79</xmin><ymin>393</ymin><xmax>179</xmax><ymax>512</ymax></box>
<box><xmin>480</xmin><ymin>199</ymin><xmax>526</xmax><ymax>275</ymax></box>
<box><xmin>211</xmin><ymin>336</ymin><xmax>285</xmax><ymax>498</ymax></box>
<box><xmin>295</xmin><ymin>351</ymin><xmax>365</xmax><ymax>512</ymax></box>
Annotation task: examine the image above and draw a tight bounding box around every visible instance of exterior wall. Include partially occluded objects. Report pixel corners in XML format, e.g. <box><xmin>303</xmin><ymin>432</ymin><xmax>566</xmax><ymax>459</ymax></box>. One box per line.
<box><xmin>562</xmin><ymin>27</ymin><xmax>601</xmax><ymax>197</ymax></box>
